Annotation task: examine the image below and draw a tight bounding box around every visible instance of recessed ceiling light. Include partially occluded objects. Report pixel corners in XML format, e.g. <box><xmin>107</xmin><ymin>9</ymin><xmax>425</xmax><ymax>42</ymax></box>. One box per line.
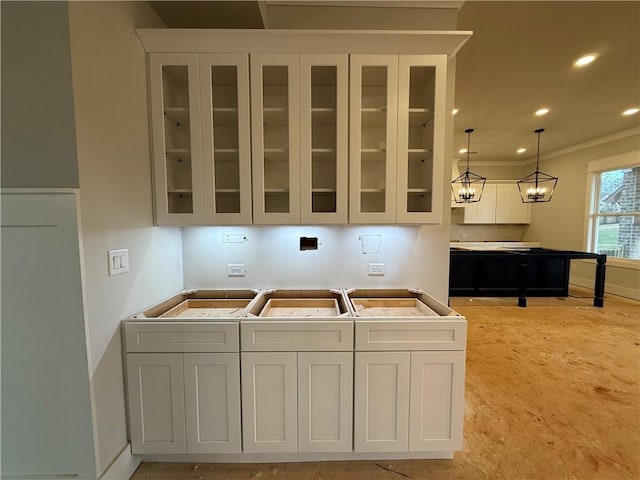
<box><xmin>459</xmin><ymin>148</ymin><xmax>468</xmax><ymax>154</ymax></box>
<box><xmin>622</xmin><ymin>107</ymin><xmax>639</xmax><ymax>116</ymax></box>
<box><xmin>517</xmin><ymin>148</ymin><xmax>527</xmax><ymax>154</ymax></box>
<box><xmin>574</xmin><ymin>54</ymin><xmax>597</xmax><ymax>67</ymax></box>
<box><xmin>535</xmin><ymin>108</ymin><xmax>550</xmax><ymax>116</ymax></box>
<box><xmin>452</xmin><ymin>108</ymin><xmax>459</xmax><ymax>116</ymax></box>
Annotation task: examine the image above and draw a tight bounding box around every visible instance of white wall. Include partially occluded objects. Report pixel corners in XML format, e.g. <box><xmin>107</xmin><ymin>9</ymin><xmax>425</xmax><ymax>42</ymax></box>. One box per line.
<box><xmin>524</xmin><ymin>130</ymin><xmax>640</xmax><ymax>299</ymax></box>
<box><xmin>68</xmin><ymin>2</ymin><xmax>183</xmax><ymax>475</ymax></box>
<box><xmin>182</xmin><ymin>224</ymin><xmax>451</xmax><ymax>302</ymax></box>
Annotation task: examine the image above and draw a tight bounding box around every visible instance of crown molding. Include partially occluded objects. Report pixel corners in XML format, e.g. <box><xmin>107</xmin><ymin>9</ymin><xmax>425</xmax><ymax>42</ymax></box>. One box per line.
<box><xmin>454</xmin><ymin>127</ymin><xmax>640</xmax><ymax>168</ymax></box>
<box><xmin>523</xmin><ymin>126</ymin><xmax>640</xmax><ymax>166</ymax></box>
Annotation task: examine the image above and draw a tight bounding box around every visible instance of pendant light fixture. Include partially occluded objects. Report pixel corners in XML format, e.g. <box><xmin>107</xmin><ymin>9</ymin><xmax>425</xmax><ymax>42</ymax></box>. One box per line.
<box><xmin>517</xmin><ymin>128</ymin><xmax>558</xmax><ymax>203</ymax></box>
<box><xmin>451</xmin><ymin>128</ymin><xmax>486</xmax><ymax>203</ymax></box>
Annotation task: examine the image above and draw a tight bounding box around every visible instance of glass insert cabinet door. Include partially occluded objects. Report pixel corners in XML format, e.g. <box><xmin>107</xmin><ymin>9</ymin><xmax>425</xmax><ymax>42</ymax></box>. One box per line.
<box><xmin>200</xmin><ymin>54</ymin><xmax>252</xmax><ymax>225</ymax></box>
<box><xmin>349</xmin><ymin>55</ymin><xmax>399</xmax><ymax>224</ymax></box>
<box><xmin>300</xmin><ymin>55</ymin><xmax>349</xmax><ymax>224</ymax></box>
<box><xmin>149</xmin><ymin>53</ymin><xmax>204</xmax><ymax>225</ymax></box>
<box><xmin>396</xmin><ymin>55</ymin><xmax>447</xmax><ymax>224</ymax></box>
<box><xmin>250</xmin><ymin>54</ymin><xmax>301</xmax><ymax>224</ymax></box>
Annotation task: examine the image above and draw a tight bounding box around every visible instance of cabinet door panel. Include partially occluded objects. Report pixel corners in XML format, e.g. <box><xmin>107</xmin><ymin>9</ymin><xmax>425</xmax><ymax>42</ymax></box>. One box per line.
<box><xmin>349</xmin><ymin>55</ymin><xmax>398</xmax><ymax>223</ymax></box>
<box><xmin>298</xmin><ymin>352</ymin><xmax>353</xmax><ymax>452</ymax></box>
<box><xmin>126</xmin><ymin>353</ymin><xmax>186</xmax><ymax>454</ymax></box>
<box><xmin>354</xmin><ymin>351</ymin><xmax>410</xmax><ymax>452</ymax></box>
<box><xmin>300</xmin><ymin>55</ymin><xmax>349</xmax><ymax>224</ymax></box>
<box><xmin>184</xmin><ymin>353</ymin><xmax>241</xmax><ymax>453</ymax></box>
<box><xmin>251</xmin><ymin>54</ymin><xmax>300</xmax><ymax>224</ymax></box>
<box><xmin>396</xmin><ymin>55</ymin><xmax>447</xmax><ymax>224</ymax></box>
<box><xmin>149</xmin><ymin>53</ymin><xmax>204</xmax><ymax>225</ymax></box>
<box><xmin>200</xmin><ymin>54</ymin><xmax>252</xmax><ymax>224</ymax></box>
<box><xmin>409</xmin><ymin>351</ymin><xmax>466</xmax><ymax>451</ymax></box>
<box><xmin>495</xmin><ymin>183</ymin><xmax>531</xmax><ymax>224</ymax></box>
<box><xmin>463</xmin><ymin>183</ymin><xmax>496</xmax><ymax>223</ymax></box>
<box><xmin>241</xmin><ymin>352</ymin><xmax>298</xmax><ymax>452</ymax></box>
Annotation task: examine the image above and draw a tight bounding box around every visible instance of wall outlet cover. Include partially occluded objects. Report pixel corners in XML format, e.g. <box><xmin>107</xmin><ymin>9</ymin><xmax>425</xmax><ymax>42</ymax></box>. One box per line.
<box><xmin>227</xmin><ymin>264</ymin><xmax>246</xmax><ymax>277</ymax></box>
<box><xmin>368</xmin><ymin>263</ymin><xmax>385</xmax><ymax>276</ymax></box>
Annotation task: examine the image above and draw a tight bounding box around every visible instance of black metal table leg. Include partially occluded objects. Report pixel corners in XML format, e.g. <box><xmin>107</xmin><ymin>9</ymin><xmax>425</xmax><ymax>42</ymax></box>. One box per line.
<box><xmin>518</xmin><ymin>260</ymin><xmax>528</xmax><ymax>307</ymax></box>
<box><xmin>594</xmin><ymin>255</ymin><xmax>606</xmax><ymax>307</ymax></box>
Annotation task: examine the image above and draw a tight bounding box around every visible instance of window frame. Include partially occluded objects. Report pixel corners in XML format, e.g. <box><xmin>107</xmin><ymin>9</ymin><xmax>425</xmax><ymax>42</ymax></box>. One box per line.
<box><xmin>584</xmin><ymin>150</ymin><xmax>640</xmax><ymax>269</ymax></box>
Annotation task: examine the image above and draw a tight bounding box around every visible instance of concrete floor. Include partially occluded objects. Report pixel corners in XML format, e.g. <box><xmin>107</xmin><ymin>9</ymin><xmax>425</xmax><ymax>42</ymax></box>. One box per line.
<box><xmin>131</xmin><ymin>289</ymin><xmax>640</xmax><ymax>480</ymax></box>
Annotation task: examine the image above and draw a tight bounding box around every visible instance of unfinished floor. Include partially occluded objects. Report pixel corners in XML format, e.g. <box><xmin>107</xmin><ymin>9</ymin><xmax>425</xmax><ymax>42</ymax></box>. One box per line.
<box><xmin>131</xmin><ymin>288</ymin><xmax>640</xmax><ymax>480</ymax></box>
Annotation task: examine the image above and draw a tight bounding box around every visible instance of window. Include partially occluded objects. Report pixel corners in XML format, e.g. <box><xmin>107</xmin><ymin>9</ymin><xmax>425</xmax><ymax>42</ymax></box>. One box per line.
<box><xmin>587</xmin><ymin>154</ymin><xmax>640</xmax><ymax>261</ymax></box>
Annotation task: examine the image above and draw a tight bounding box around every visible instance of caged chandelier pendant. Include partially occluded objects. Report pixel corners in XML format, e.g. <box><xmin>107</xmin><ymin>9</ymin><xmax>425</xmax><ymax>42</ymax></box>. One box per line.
<box><xmin>451</xmin><ymin>128</ymin><xmax>486</xmax><ymax>203</ymax></box>
<box><xmin>517</xmin><ymin>128</ymin><xmax>558</xmax><ymax>203</ymax></box>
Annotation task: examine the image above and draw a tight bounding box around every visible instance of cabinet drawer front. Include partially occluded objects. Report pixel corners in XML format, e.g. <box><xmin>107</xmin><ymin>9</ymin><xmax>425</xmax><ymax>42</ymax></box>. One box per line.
<box><xmin>355</xmin><ymin>320</ymin><xmax>466</xmax><ymax>351</ymax></box>
<box><xmin>125</xmin><ymin>322</ymin><xmax>239</xmax><ymax>353</ymax></box>
<box><xmin>241</xmin><ymin>321</ymin><xmax>353</xmax><ymax>351</ymax></box>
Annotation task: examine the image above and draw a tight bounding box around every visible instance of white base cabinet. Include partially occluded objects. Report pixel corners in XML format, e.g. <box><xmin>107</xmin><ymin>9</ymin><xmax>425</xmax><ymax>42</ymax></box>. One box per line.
<box><xmin>241</xmin><ymin>351</ymin><xmax>353</xmax><ymax>454</ymax></box>
<box><xmin>126</xmin><ymin>351</ymin><xmax>242</xmax><ymax>455</ymax></box>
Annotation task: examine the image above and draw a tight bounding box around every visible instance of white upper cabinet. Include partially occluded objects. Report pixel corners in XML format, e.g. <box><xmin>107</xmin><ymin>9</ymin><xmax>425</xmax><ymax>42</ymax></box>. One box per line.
<box><xmin>463</xmin><ymin>183</ymin><xmax>531</xmax><ymax>224</ymax></box>
<box><xmin>149</xmin><ymin>53</ymin><xmax>204</xmax><ymax>225</ymax></box>
<box><xmin>300</xmin><ymin>55</ymin><xmax>349</xmax><ymax>224</ymax></box>
<box><xmin>200</xmin><ymin>54</ymin><xmax>252</xmax><ymax>225</ymax></box>
<box><xmin>349</xmin><ymin>55</ymin><xmax>399</xmax><ymax>224</ymax></box>
<box><xmin>250</xmin><ymin>54</ymin><xmax>301</xmax><ymax>224</ymax></box>
<box><xmin>396</xmin><ymin>55</ymin><xmax>446</xmax><ymax>224</ymax></box>
<box><xmin>495</xmin><ymin>183</ymin><xmax>531</xmax><ymax>224</ymax></box>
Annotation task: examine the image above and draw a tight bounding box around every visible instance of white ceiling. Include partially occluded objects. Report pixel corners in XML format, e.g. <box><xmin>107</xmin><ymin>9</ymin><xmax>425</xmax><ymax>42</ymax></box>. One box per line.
<box><xmin>149</xmin><ymin>1</ymin><xmax>640</xmax><ymax>165</ymax></box>
<box><xmin>454</xmin><ymin>1</ymin><xmax>640</xmax><ymax>165</ymax></box>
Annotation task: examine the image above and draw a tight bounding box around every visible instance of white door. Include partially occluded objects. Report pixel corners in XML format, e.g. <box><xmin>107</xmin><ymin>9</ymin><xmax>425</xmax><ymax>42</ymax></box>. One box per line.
<box><xmin>297</xmin><ymin>352</ymin><xmax>353</xmax><ymax>452</ymax></box>
<box><xmin>396</xmin><ymin>55</ymin><xmax>447</xmax><ymax>224</ymax></box>
<box><xmin>149</xmin><ymin>53</ymin><xmax>204</xmax><ymax>225</ymax></box>
<box><xmin>126</xmin><ymin>353</ymin><xmax>186</xmax><ymax>454</ymax></box>
<box><xmin>354</xmin><ymin>351</ymin><xmax>410</xmax><ymax>452</ymax></box>
<box><xmin>299</xmin><ymin>54</ymin><xmax>349</xmax><ymax>224</ymax></box>
<box><xmin>463</xmin><ymin>183</ymin><xmax>497</xmax><ymax>223</ymax></box>
<box><xmin>184</xmin><ymin>353</ymin><xmax>241</xmax><ymax>453</ymax></box>
<box><xmin>241</xmin><ymin>352</ymin><xmax>298</xmax><ymax>453</ymax></box>
<box><xmin>200</xmin><ymin>54</ymin><xmax>252</xmax><ymax>225</ymax></box>
<box><xmin>495</xmin><ymin>183</ymin><xmax>531</xmax><ymax>224</ymax></box>
<box><xmin>250</xmin><ymin>54</ymin><xmax>301</xmax><ymax>224</ymax></box>
<box><xmin>349</xmin><ymin>55</ymin><xmax>399</xmax><ymax>223</ymax></box>
<box><xmin>409</xmin><ymin>351</ymin><xmax>466</xmax><ymax>452</ymax></box>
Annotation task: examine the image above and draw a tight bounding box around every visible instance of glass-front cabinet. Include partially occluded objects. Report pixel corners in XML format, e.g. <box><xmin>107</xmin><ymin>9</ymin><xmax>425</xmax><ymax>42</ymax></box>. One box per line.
<box><xmin>396</xmin><ymin>55</ymin><xmax>446</xmax><ymax>224</ymax></box>
<box><xmin>300</xmin><ymin>55</ymin><xmax>349</xmax><ymax>224</ymax></box>
<box><xmin>149</xmin><ymin>53</ymin><xmax>204</xmax><ymax>225</ymax></box>
<box><xmin>200</xmin><ymin>54</ymin><xmax>252</xmax><ymax>224</ymax></box>
<box><xmin>250</xmin><ymin>54</ymin><xmax>300</xmax><ymax>224</ymax></box>
<box><xmin>349</xmin><ymin>56</ymin><xmax>399</xmax><ymax>223</ymax></box>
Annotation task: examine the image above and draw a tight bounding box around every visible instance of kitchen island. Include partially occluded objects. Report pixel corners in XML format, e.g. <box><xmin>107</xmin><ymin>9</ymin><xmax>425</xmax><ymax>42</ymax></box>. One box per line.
<box><xmin>449</xmin><ymin>247</ymin><xmax>607</xmax><ymax>307</ymax></box>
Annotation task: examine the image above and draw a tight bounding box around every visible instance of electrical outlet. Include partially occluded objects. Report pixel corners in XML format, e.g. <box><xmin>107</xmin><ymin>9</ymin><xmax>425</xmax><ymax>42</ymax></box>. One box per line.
<box><xmin>368</xmin><ymin>263</ymin><xmax>385</xmax><ymax>276</ymax></box>
<box><xmin>227</xmin><ymin>264</ymin><xmax>246</xmax><ymax>277</ymax></box>
<box><xmin>108</xmin><ymin>249</ymin><xmax>129</xmax><ymax>276</ymax></box>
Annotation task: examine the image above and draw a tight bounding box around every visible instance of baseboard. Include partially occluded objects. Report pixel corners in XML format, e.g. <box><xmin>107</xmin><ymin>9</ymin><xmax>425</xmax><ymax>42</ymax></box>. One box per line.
<box><xmin>139</xmin><ymin>451</ymin><xmax>454</xmax><ymax>463</ymax></box>
<box><xmin>570</xmin><ymin>277</ymin><xmax>640</xmax><ymax>301</ymax></box>
<box><xmin>100</xmin><ymin>444</ymin><xmax>140</xmax><ymax>480</ymax></box>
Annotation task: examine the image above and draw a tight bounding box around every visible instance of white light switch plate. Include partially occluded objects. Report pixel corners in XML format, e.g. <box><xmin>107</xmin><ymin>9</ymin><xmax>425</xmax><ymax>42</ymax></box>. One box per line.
<box><xmin>108</xmin><ymin>249</ymin><xmax>129</xmax><ymax>276</ymax></box>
